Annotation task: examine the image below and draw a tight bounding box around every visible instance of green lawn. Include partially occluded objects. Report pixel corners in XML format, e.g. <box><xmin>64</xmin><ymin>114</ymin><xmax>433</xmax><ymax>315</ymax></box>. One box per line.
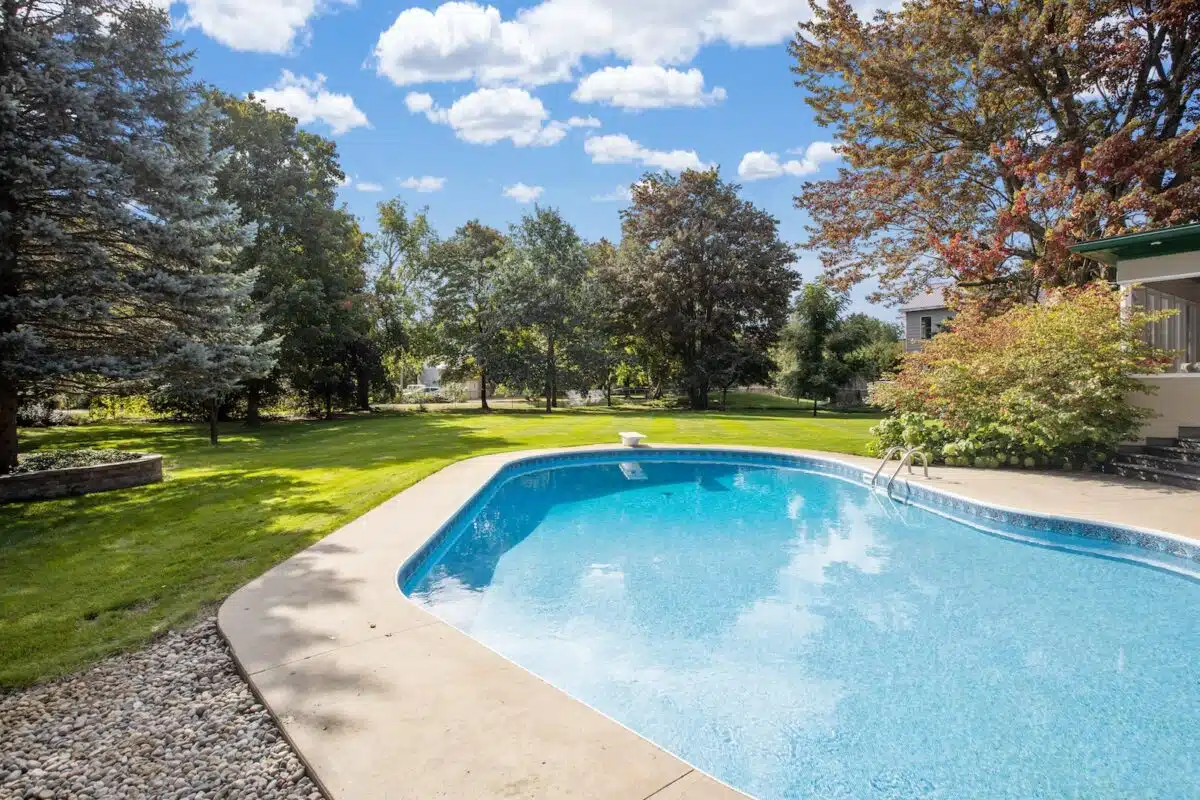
<box><xmin>0</xmin><ymin>402</ymin><xmax>880</xmax><ymax>686</ymax></box>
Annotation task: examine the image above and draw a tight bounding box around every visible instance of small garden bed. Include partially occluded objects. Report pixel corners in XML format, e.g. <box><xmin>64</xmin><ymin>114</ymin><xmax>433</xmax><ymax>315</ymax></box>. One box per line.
<box><xmin>12</xmin><ymin>448</ymin><xmax>144</xmax><ymax>474</ymax></box>
<box><xmin>2</xmin><ymin>450</ymin><xmax>162</xmax><ymax>503</ymax></box>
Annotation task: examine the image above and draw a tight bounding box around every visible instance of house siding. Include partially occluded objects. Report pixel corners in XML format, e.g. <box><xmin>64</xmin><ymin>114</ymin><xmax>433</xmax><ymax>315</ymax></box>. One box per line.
<box><xmin>1128</xmin><ymin>376</ymin><xmax>1200</xmax><ymax>441</ymax></box>
<box><xmin>1116</xmin><ymin>251</ymin><xmax>1200</xmax><ymax>283</ymax></box>
<box><xmin>904</xmin><ymin>308</ymin><xmax>954</xmax><ymax>351</ymax></box>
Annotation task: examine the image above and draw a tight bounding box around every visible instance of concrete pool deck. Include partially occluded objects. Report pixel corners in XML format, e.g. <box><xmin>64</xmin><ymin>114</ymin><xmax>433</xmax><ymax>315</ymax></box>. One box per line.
<box><xmin>218</xmin><ymin>445</ymin><xmax>1199</xmax><ymax>799</ymax></box>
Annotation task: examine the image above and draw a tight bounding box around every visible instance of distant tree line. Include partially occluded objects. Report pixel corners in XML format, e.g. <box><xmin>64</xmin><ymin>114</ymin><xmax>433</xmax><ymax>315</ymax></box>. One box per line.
<box><xmin>0</xmin><ymin>0</ymin><xmax>902</xmax><ymax>474</ymax></box>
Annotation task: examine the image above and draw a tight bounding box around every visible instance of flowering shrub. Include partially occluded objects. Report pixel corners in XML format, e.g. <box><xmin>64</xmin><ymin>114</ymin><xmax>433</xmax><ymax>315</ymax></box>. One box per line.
<box><xmin>870</xmin><ymin>283</ymin><xmax>1172</xmax><ymax>469</ymax></box>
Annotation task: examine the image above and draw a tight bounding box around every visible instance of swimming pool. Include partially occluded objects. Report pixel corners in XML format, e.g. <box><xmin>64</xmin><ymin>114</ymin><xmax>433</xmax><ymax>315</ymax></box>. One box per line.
<box><xmin>401</xmin><ymin>451</ymin><xmax>1200</xmax><ymax>799</ymax></box>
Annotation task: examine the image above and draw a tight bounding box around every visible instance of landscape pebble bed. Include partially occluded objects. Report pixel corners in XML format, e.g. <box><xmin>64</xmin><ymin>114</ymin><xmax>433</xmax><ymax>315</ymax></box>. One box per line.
<box><xmin>0</xmin><ymin>619</ymin><xmax>320</xmax><ymax>800</ymax></box>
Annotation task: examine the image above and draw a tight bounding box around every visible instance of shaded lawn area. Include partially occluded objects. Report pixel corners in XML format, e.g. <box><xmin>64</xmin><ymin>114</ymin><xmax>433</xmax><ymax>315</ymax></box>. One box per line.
<box><xmin>0</xmin><ymin>404</ymin><xmax>881</xmax><ymax>686</ymax></box>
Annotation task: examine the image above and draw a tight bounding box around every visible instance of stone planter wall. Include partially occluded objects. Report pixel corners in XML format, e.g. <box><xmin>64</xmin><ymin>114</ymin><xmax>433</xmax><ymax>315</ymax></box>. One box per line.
<box><xmin>0</xmin><ymin>454</ymin><xmax>163</xmax><ymax>503</ymax></box>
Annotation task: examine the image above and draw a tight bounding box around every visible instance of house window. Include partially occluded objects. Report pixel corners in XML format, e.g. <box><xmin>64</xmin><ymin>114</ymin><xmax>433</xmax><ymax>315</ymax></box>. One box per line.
<box><xmin>920</xmin><ymin>316</ymin><xmax>933</xmax><ymax>340</ymax></box>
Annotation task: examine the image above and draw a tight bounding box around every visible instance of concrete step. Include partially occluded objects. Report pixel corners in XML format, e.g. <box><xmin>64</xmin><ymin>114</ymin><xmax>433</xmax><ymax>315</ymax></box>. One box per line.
<box><xmin>1144</xmin><ymin>445</ymin><xmax>1200</xmax><ymax>463</ymax></box>
<box><xmin>1117</xmin><ymin>453</ymin><xmax>1200</xmax><ymax>476</ymax></box>
<box><xmin>1109</xmin><ymin>462</ymin><xmax>1200</xmax><ymax>490</ymax></box>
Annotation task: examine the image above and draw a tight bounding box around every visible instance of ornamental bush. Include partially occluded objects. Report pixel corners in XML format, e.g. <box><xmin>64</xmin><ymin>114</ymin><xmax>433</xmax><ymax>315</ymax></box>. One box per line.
<box><xmin>870</xmin><ymin>283</ymin><xmax>1172</xmax><ymax>469</ymax></box>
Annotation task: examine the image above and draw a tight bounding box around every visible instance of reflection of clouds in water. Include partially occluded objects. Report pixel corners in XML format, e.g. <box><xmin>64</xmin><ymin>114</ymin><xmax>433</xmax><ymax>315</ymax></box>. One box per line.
<box><xmin>854</xmin><ymin>597</ymin><xmax>916</xmax><ymax>631</ymax></box>
<box><xmin>583</xmin><ymin>563</ymin><xmax>625</xmax><ymax>585</ymax></box>
<box><xmin>787</xmin><ymin>493</ymin><xmax>805</xmax><ymax>520</ymax></box>
<box><xmin>470</xmin><ymin>581</ymin><xmax>846</xmax><ymax>783</ymax></box>
<box><xmin>784</xmin><ymin>499</ymin><xmax>888</xmax><ymax>586</ymax></box>
<box><xmin>735</xmin><ymin>497</ymin><xmax>894</xmax><ymax>646</ymax></box>
<box><xmin>410</xmin><ymin>575</ymin><xmax>485</xmax><ymax>629</ymax></box>
<box><xmin>415</xmin><ymin>471</ymin><xmax>909</xmax><ymax>794</ymax></box>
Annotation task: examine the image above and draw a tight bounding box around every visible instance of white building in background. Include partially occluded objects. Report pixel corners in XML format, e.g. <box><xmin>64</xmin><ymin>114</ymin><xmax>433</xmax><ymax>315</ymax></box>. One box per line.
<box><xmin>899</xmin><ymin>286</ymin><xmax>954</xmax><ymax>352</ymax></box>
<box><xmin>413</xmin><ymin>363</ymin><xmax>482</xmax><ymax>401</ymax></box>
<box><xmin>417</xmin><ymin>364</ymin><xmax>442</xmax><ymax>387</ymax></box>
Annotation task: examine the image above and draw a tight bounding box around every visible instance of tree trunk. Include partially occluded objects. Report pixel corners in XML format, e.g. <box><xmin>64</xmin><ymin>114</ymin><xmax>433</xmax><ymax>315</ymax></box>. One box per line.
<box><xmin>545</xmin><ymin>332</ymin><xmax>555</xmax><ymax>412</ymax></box>
<box><xmin>480</xmin><ymin>364</ymin><xmax>489</xmax><ymax>411</ymax></box>
<box><xmin>356</xmin><ymin>365</ymin><xmax>371</xmax><ymax>411</ymax></box>
<box><xmin>208</xmin><ymin>399</ymin><xmax>219</xmax><ymax>446</ymax></box>
<box><xmin>245</xmin><ymin>381</ymin><xmax>261</xmax><ymax>427</ymax></box>
<box><xmin>324</xmin><ymin>389</ymin><xmax>333</xmax><ymax>419</ymax></box>
<box><xmin>0</xmin><ymin>375</ymin><xmax>18</xmax><ymax>474</ymax></box>
<box><xmin>605</xmin><ymin>382</ymin><xmax>612</xmax><ymax>407</ymax></box>
<box><xmin>722</xmin><ymin>387</ymin><xmax>728</xmax><ymax>410</ymax></box>
<box><xmin>812</xmin><ymin>397</ymin><xmax>819</xmax><ymax>417</ymax></box>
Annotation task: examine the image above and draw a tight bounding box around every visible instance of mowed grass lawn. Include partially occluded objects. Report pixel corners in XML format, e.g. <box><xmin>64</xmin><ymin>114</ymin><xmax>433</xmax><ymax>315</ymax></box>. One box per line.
<box><xmin>0</xmin><ymin>399</ymin><xmax>880</xmax><ymax>686</ymax></box>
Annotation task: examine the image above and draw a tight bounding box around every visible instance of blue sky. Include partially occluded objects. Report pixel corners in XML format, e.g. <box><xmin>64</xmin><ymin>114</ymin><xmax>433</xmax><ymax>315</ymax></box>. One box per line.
<box><xmin>158</xmin><ymin>0</ymin><xmax>888</xmax><ymax>317</ymax></box>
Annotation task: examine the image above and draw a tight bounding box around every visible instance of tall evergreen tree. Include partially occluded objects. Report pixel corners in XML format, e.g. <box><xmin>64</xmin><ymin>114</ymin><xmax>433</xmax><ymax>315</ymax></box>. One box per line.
<box><xmin>0</xmin><ymin>0</ymin><xmax>271</xmax><ymax>471</ymax></box>
<box><xmin>155</xmin><ymin>272</ymin><xmax>278</xmax><ymax>445</ymax></box>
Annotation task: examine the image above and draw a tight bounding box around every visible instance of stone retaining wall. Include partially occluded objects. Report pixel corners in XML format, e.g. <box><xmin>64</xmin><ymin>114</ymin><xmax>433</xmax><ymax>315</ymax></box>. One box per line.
<box><xmin>0</xmin><ymin>454</ymin><xmax>163</xmax><ymax>503</ymax></box>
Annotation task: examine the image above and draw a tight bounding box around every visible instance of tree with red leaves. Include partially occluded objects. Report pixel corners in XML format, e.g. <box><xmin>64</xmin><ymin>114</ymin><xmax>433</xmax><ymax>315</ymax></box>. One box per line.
<box><xmin>791</xmin><ymin>0</ymin><xmax>1200</xmax><ymax>304</ymax></box>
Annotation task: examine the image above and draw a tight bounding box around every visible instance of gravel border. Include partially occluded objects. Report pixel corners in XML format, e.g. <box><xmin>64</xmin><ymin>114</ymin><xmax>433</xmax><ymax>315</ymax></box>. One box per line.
<box><xmin>0</xmin><ymin>618</ymin><xmax>322</xmax><ymax>800</ymax></box>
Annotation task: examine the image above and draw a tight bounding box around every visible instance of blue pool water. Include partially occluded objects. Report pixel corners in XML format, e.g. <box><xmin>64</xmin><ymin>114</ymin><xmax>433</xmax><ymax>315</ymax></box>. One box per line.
<box><xmin>403</xmin><ymin>455</ymin><xmax>1200</xmax><ymax>799</ymax></box>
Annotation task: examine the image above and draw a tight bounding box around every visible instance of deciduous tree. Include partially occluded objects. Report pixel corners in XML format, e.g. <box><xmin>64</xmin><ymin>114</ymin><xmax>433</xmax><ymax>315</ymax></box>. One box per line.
<box><xmin>206</xmin><ymin>90</ymin><xmax>344</xmax><ymax>422</ymax></box>
<box><xmin>430</xmin><ymin>222</ymin><xmax>509</xmax><ymax>410</ymax></box>
<box><xmin>368</xmin><ymin>198</ymin><xmax>438</xmax><ymax>399</ymax></box>
<box><xmin>619</xmin><ymin>169</ymin><xmax>798</xmax><ymax>409</ymax></box>
<box><xmin>778</xmin><ymin>284</ymin><xmax>847</xmax><ymax>416</ymax></box>
<box><xmin>505</xmin><ymin>207</ymin><xmax>589</xmax><ymax>412</ymax></box>
<box><xmin>792</xmin><ymin>0</ymin><xmax>1200</xmax><ymax>303</ymax></box>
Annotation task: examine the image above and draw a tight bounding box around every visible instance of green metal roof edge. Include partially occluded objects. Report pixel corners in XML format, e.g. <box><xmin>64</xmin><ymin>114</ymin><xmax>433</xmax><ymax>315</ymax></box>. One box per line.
<box><xmin>1070</xmin><ymin>223</ymin><xmax>1200</xmax><ymax>265</ymax></box>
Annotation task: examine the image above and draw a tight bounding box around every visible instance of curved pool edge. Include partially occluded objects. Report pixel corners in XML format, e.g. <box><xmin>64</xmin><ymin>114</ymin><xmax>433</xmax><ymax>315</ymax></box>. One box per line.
<box><xmin>217</xmin><ymin>443</ymin><xmax>1200</xmax><ymax>800</ymax></box>
<box><xmin>398</xmin><ymin>447</ymin><xmax>1200</xmax><ymax>594</ymax></box>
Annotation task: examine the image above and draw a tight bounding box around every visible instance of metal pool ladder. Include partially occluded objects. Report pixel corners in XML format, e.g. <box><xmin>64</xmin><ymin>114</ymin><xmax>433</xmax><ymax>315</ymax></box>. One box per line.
<box><xmin>884</xmin><ymin>447</ymin><xmax>929</xmax><ymax>500</ymax></box>
<box><xmin>866</xmin><ymin>446</ymin><xmax>905</xmax><ymax>489</ymax></box>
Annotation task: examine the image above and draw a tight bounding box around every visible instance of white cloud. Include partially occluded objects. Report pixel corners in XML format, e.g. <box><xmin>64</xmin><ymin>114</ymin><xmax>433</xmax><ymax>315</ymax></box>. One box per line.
<box><xmin>503</xmin><ymin>182</ymin><xmax>544</xmax><ymax>203</ymax></box>
<box><xmin>373</xmin><ymin>0</ymin><xmax>831</xmax><ymax>87</ymax></box>
<box><xmin>374</xmin><ymin>2</ymin><xmax>572</xmax><ymax>87</ymax></box>
<box><xmin>253</xmin><ymin>71</ymin><xmax>369</xmax><ymax>135</ymax></box>
<box><xmin>404</xmin><ymin>91</ymin><xmax>436</xmax><ymax>114</ymax></box>
<box><xmin>399</xmin><ymin>176</ymin><xmax>447</xmax><ymax>192</ymax></box>
<box><xmin>565</xmin><ymin>115</ymin><xmax>602</xmax><ymax>128</ymax></box>
<box><xmin>573</xmin><ymin>65</ymin><xmax>725</xmax><ymax>109</ymax></box>
<box><xmin>171</xmin><ymin>0</ymin><xmax>354</xmax><ymax>54</ymax></box>
<box><xmin>737</xmin><ymin>142</ymin><xmax>839</xmax><ymax>181</ymax></box>
<box><xmin>592</xmin><ymin>184</ymin><xmax>633</xmax><ymax>203</ymax></box>
<box><xmin>355</xmin><ymin>181</ymin><xmax>384</xmax><ymax>192</ymax></box>
<box><xmin>406</xmin><ymin>87</ymin><xmax>593</xmax><ymax>147</ymax></box>
<box><xmin>584</xmin><ymin>133</ymin><xmax>707</xmax><ymax>172</ymax></box>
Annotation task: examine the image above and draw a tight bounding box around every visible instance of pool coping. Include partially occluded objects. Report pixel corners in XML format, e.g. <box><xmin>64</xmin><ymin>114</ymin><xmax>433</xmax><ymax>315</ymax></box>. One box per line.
<box><xmin>217</xmin><ymin>444</ymin><xmax>1200</xmax><ymax>799</ymax></box>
